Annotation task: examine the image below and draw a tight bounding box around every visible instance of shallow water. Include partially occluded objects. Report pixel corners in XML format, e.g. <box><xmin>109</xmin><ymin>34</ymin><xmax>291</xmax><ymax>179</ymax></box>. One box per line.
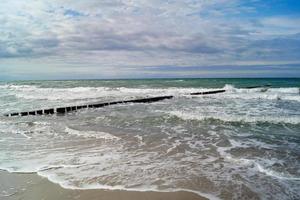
<box><xmin>0</xmin><ymin>78</ymin><xmax>299</xmax><ymax>200</ymax></box>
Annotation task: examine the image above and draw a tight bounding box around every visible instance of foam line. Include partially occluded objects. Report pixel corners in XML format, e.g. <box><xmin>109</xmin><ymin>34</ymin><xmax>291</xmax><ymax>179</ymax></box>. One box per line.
<box><xmin>3</xmin><ymin>85</ymin><xmax>273</xmax><ymax>117</ymax></box>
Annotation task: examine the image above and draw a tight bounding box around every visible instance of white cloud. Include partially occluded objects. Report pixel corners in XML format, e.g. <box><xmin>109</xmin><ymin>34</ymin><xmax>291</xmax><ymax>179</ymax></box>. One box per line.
<box><xmin>0</xmin><ymin>0</ymin><xmax>299</xmax><ymax>78</ymax></box>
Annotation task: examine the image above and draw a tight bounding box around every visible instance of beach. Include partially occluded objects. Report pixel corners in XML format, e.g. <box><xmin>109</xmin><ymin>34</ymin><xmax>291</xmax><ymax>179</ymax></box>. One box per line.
<box><xmin>0</xmin><ymin>170</ymin><xmax>207</xmax><ymax>200</ymax></box>
<box><xmin>2</xmin><ymin>0</ymin><xmax>300</xmax><ymax>198</ymax></box>
<box><xmin>0</xmin><ymin>78</ymin><xmax>299</xmax><ymax>200</ymax></box>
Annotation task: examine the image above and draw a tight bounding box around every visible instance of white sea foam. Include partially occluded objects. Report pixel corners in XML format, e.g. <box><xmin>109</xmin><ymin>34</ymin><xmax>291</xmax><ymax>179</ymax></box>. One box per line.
<box><xmin>1</xmin><ymin>83</ymin><xmax>299</xmax><ymax>200</ymax></box>
<box><xmin>219</xmin><ymin>155</ymin><xmax>300</xmax><ymax>181</ymax></box>
<box><xmin>65</xmin><ymin>127</ymin><xmax>119</xmax><ymax>140</ymax></box>
<box><xmin>215</xmin><ymin>138</ymin><xmax>300</xmax><ymax>182</ymax></box>
<box><xmin>0</xmin><ymin>85</ymin><xmax>38</xmax><ymax>90</ymax></box>
<box><xmin>220</xmin><ymin>85</ymin><xmax>300</xmax><ymax>102</ymax></box>
<box><xmin>223</xmin><ymin>84</ymin><xmax>235</xmax><ymax>91</ymax></box>
<box><xmin>14</xmin><ymin>87</ymin><xmax>114</xmax><ymax>100</ymax></box>
<box><xmin>0</xmin><ymin>123</ymin><xmax>32</xmax><ymax>139</ymax></box>
<box><xmin>268</xmin><ymin>87</ymin><xmax>300</xmax><ymax>94</ymax></box>
<box><xmin>0</xmin><ymin>163</ymin><xmax>42</xmax><ymax>174</ymax></box>
<box><xmin>167</xmin><ymin>110</ymin><xmax>300</xmax><ymax>124</ymax></box>
<box><xmin>166</xmin><ymin>139</ymin><xmax>182</xmax><ymax>154</ymax></box>
<box><xmin>2</xmin><ymin>83</ymin><xmax>300</xmax><ymax>103</ymax></box>
<box><xmin>35</xmin><ymin>170</ymin><xmax>221</xmax><ymax>200</ymax></box>
<box><xmin>223</xmin><ymin>92</ymin><xmax>300</xmax><ymax>102</ymax></box>
<box><xmin>255</xmin><ymin>163</ymin><xmax>300</xmax><ymax>181</ymax></box>
<box><xmin>134</xmin><ymin>135</ymin><xmax>146</xmax><ymax>146</ymax></box>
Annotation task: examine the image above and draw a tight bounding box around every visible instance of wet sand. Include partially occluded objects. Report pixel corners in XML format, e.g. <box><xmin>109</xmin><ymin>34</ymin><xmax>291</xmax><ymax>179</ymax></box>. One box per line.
<box><xmin>0</xmin><ymin>170</ymin><xmax>207</xmax><ymax>200</ymax></box>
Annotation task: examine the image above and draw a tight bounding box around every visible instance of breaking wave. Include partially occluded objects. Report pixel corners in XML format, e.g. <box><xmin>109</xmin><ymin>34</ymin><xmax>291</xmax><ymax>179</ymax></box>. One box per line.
<box><xmin>167</xmin><ymin>111</ymin><xmax>300</xmax><ymax>124</ymax></box>
<box><xmin>65</xmin><ymin>127</ymin><xmax>119</xmax><ymax>140</ymax></box>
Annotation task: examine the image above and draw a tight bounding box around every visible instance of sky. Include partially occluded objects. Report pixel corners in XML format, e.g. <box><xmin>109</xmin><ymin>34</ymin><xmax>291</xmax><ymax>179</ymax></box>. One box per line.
<box><xmin>0</xmin><ymin>0</ymin><xmax>300</xmax><ymax>80</ymax></box>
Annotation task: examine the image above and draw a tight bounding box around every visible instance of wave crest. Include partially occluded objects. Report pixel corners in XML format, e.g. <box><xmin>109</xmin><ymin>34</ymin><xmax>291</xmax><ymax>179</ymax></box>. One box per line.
<box><xmin>167</xmin><ymin>111</ymin><xmax>300</xmax><ymax>124</ymax></box>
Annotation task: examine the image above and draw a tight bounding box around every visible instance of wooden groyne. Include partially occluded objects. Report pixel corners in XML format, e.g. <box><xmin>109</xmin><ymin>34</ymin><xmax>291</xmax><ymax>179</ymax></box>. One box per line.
<box><xmin>190</xmin><ymin>89</ymin><xmax>226</xmax><ymax>95</ymax></box>
<box><xmin>244</xmin><ymin>84</ymin><xmax>271</xmax><ymax>89</ymax></box>
<box><xmin>4</xmin><ymin>85</ymin><xmax>271</xmax><ymax>117</ymax></box>
<box><xmin>4</xmin><ymin>96</ymin><xmax>173</xmax><ymax>117</ymax></box>
<box><xmin>189</xmin><ymin>85</ymin><xmax>271</xmax><ymax>95</ymax></box>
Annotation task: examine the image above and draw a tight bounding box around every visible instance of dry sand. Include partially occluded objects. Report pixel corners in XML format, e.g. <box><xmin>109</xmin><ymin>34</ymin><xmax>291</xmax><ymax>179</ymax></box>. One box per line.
<box><xmin>0</xmin><ymin>170</ymin><xmax>208</xmax><ymax>200</ymax></box>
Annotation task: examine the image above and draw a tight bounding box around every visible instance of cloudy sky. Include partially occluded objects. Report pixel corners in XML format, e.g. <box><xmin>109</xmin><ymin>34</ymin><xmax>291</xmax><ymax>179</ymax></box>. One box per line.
<box><xmin>0</xmin><ymin>0</ymin><xmax>300</xmax><ymax>80</ymax></box>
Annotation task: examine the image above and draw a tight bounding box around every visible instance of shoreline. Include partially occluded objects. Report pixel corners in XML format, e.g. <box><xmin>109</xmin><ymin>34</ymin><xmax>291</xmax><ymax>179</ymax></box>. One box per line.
<box><xmin>0</xmin><ymin>170</ymin><xmax>208</xmax><ymax>200</ymax></box>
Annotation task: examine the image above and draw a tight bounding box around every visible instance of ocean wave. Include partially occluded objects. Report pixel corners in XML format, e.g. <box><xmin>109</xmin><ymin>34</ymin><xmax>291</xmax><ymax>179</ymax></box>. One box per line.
<box><xmin>1</xmin><ymin>83</ymin><xmax>299</xmax><ymax>102</ymax></box>
<box><xmin>215</xmin><ymin>150</ymin><xmax>300</xmax><ymax>184</ymax></box>
<box><xmin>13</xmin><ymin>87</ymin><xmax>114</xmax><ymax>100</ymax></box>
<box><xmin>222</xmin><ymin>92</ymin><xmax>298</xmax><ymax>101</ymax></box>
<box><xmin>5</xmin><ymin>86</ymin><xmax>220</xmax><ymax>101</ymax></box>
<box><xmin>210</xmin><ymin>85</ymin><xmax>300</xmax><ymax>102</ymax></box>
<box><xmin>0</xmin><ymin>85</ymin><xmax>38</xmax><ymax>89</ymax></box>
<box><xmin>222</xmin><ymin>92</ymin><xmax>300</xmax><ymax>102</ymax></box>
<box><xmin>0</xmin><ymin>163</ymin><xmax>220</xmax><ymax>200</ymax></box>
<box><xmin>255</xmin><ymin>163</ymin><xmax>300</xmax><ymax>181</ymax></box>
<box><xmin>167</xmin><ymin>111</ymin><xmax>300</xmax><ymax>124</ymax></box>
<box><xmin>35</xmin><ymin>170</ymin><xmax>221</xmax><ymax>200</ymax></box>
<box><xmin>215</xmin><ymin>138</ymin><xmax>300</xmax><ymax>182</ymax></box>
<box><xmin>219</xmin><ymin>155</ymin><xmax>300</xmax><ymax>181</ymax></box>
<box><xmin>65</xmin><ymin>127</ymin><xmax>119</xmax><ymax>140</ymax></box>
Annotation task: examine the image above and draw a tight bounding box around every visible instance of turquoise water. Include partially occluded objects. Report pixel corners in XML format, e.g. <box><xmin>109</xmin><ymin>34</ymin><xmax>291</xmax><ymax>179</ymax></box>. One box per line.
<box><xmin>2</xmin><ymin>78</ymin><xmax>300</xmax><ymax>88</ymax></box>
<box><xmin>0</xmin><ymin>78</ymin><xmax>299</xmax><ymax>200</ymax></box>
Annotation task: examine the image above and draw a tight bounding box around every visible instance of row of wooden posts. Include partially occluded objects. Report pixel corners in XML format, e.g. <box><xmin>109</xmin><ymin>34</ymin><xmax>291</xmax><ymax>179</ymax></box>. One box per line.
<box><xmin>4</xmin><ymin>86</ymin><xmax>269</xmax><ymax>117</ymax></box>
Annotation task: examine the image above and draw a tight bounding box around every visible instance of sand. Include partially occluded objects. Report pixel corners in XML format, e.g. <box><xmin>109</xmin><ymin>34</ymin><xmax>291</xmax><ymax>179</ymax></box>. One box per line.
<box><xmin>0</xmin><ymin>170</ymin><xmax>208</xmax><ymax>200</ymax></box>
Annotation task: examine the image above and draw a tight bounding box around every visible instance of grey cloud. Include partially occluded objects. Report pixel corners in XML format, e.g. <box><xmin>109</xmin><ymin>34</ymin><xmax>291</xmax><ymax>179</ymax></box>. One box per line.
<box><xmin>32</xmin><ymin>37</ymin><xmax>60</xmax><ymax>48</ymax></box>
<box><xmin>0</xmin><ymin>36</ymin><xmax>60</xmax><ymax>58</ymax></box>
<box><xmin>0</xmin><ymin>0</ymin><xmax>300</xmax><ymax>79</ymax></box>
<box><xmin>235</xmin><ymin>33</ymin><xmax>300</xmax><ymax>61</ymax></box>
<box><xmin>60</xmin><ymin>25</ymin><xmax>222</xmax><ymax>55</ymax></box>
<box><xmin>0</xmin><ymin>40</ymin><xmax>33</xmax><ymax>58</ymax></box>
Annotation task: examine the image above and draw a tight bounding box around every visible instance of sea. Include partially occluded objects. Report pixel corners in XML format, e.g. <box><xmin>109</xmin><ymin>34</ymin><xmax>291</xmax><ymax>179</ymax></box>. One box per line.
<box><xmin>0</xmin><ymin>78</ymin><xmax>299</xmax><ymax>200</ymax></box>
